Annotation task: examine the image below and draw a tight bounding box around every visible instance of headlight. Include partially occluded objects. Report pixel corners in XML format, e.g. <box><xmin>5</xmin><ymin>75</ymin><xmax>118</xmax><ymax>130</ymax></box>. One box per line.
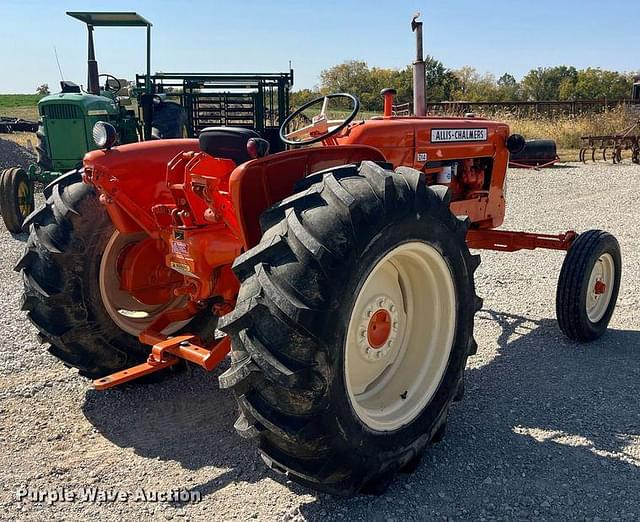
<box><xmin>92</xmin><ymin>121</ymin><xmax>118</xmax><ymax>150</ymax></box>
<box><xmin>506</xmin><ymin>134</ymin><xmax>526</xmax><ymax>154</ymax></box>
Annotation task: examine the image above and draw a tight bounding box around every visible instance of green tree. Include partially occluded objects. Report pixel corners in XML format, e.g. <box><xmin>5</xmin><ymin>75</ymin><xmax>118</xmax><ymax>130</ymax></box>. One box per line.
<box><xmin>424</xmin><ymin>57</ymin><xmax>459</xmax><ymax>102</ymax></box>
<box><xmin>36</xmin><ymin>84</ymin><xmax>50</xmax><ymax>96</ymax></box>
<box><xmin>316</xmin><ymin>57</ymin><xmax>459</xmax><ymax>111</ymax></box>
<box><xmin>496</xmin><ymin>73</ymin><xmax>521</xmax><ymax>101</ymax></box>
<box><xmin>521</xmin><ymin>66</ymin><xmax>578</xmax><ymax>100</ymax></box>
<box><xmin>572</xmin><ymin>68</ymin><xmax>633</xmax><ymax>99</ymax></box>
<box><xmin>558</xmin><ymin>77</ymin><xmax>577</xmax><ymax>100</ymax></box>
<box><xmin>452</xmin><ymin>67</ymin><xmax>498</xmax><ymax>101</ymax></box>
<box><xmin>290</xmin><ymin>88</ymin><xmax>320</xmax><ymax>108</ymax></box>
<box><xmin>320</xmin><ymin>60</ymin><xmax>370</xmax><ymax>96</ymax></box>
<box><xmin>307</xmin><ymin>60</ymin><xmax>635</xmax><ymax>109</ymax></box>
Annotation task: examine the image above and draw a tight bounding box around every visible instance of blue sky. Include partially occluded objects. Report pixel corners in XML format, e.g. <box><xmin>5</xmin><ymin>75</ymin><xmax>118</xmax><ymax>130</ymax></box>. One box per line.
<box><xmin>0</xmin><ymin>0</ymin><xmax>638</xmax><ymax>94</ymax></box>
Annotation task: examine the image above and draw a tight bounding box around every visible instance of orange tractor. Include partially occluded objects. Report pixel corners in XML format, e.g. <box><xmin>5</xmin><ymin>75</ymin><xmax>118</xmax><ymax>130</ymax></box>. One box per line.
<box><xmin>18</xmin><ymin>20</ymin><xmax>620</xmax><ymax>496</ymax></box>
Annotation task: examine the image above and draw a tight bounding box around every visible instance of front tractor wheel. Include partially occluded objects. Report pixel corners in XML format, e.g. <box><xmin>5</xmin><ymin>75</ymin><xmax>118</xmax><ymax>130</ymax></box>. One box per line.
<box><xmin>219</xmin><ymin>161</ymin><xmax>481</xmax><ymax>495</ymax></box>
<box><xmin>0</xmin><ymin>167</ymin><xmax>34</xmax><ymax>233</ymax></box>
<box><xmin>556</xmin><ymin>230</ymin><xmax>621</xmax><ymax>341</ymax></box>
<box><xmin>16</xmin><ymin>171</ymin><xmax>217</xmax><ymax>379</ymax></box>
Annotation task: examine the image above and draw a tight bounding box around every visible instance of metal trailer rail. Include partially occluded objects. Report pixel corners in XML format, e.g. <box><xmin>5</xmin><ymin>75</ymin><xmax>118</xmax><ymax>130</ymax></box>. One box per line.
<box><xmin>135</xmin><ymin>71</ymin><xmax>294</xmax><ymax>152</ymax></box>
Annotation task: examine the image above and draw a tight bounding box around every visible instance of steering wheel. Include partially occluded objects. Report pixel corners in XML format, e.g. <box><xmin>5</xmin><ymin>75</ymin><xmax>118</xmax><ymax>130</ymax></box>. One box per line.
<box><xmin>280</xmin><ymin>93</ymin><xmax>360</xmax><ymax>146</ymax></box>
<box><xmin>99</xmin><ymin>74</ymin><xmax>122</xmax><ymax>94</ymax></box>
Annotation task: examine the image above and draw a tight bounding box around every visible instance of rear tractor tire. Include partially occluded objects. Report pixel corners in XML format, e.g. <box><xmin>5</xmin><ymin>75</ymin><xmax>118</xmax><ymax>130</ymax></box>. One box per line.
<box><xmin>219</xmin><ymin>161</ymin><xmax>482</xmax><ymax>496</ymax></box>
<box><xmin>556</xmin><ymin>230</ymin><xmax>621</xmax><ymax>341</ymax></box>
<box><xmin>16</xmin><ymin>171</ymin><xmax>218</xmax><ymax>379</ymax></box>
<box><xmin>0</xmin><ymin>167</ymin><xmax>34</xmax><ymax>233</ymax></box>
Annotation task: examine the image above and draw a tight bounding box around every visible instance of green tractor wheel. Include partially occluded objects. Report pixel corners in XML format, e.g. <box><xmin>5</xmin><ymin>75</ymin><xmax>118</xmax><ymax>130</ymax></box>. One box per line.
<box><xmin>1</xmin><ymin>167</ymin><xmax>35</xmax><ymax>233</ymax></box>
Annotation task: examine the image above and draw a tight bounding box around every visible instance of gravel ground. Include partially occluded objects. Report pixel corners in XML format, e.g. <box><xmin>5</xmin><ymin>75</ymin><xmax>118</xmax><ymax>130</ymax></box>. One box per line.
<box><xmin>0</xmin><ymin>162</ymin><xmax>638</xmax><ymax>521</ymax></box>
<box><xmin>0</xmin><ymin>136</ymin><xmax>35</xmax><ymax>170</ymax></box>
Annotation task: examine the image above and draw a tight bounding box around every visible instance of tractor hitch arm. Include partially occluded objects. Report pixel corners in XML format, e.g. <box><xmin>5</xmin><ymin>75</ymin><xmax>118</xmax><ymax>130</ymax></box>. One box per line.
<box><xmin>466</xmin><ymin>229</ymin><xmax>577</xmax><ymax>252</ymax></box>
<box><xmin>93</xmin><ymin>335</ymin><xmax>231</xmax><ymax>390</ymax></box>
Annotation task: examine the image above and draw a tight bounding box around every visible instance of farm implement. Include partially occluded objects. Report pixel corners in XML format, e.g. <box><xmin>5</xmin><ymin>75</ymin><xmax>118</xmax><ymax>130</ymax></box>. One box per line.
<box><xmin>0</xmin><ymin>117</ymin><xmax>38</xmax><ymax>134</ymax></box>
<box><xmin>17</xmin><ymin>16</ymin><xmax>621</xmax><ymax>496</ymax></box>
<box><xmin>580</xmin><ymin>120</ymin><xmax>640</xmax><ymax>164</ymax></box>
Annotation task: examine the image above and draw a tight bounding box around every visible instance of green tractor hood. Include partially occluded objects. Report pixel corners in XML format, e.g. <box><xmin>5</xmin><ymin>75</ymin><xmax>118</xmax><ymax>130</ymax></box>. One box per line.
<box><xmin>38</xmin><ymin>92</ymin><xmax>120</xmax><ymax>171</ymax></box>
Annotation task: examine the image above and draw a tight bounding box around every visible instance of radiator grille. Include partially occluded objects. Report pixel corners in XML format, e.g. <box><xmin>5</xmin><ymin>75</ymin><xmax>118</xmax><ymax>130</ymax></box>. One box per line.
<box><xmin>42</xmin><ymin>104</ymin><xmax>83</xmax><ymax>120</ymax></box>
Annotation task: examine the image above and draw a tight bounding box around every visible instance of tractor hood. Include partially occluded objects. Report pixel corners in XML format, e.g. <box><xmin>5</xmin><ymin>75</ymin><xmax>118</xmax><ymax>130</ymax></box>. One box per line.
<box><xmin>338</xmin><ymin>116</ymin><xmax>510</xmax><ymax>168</ymax></box>
<box><xmin>38</xmin><ymin>92</ymin><xmax>119</xmax><ymax>116</ymax></box>
<box><xmin>37</xmin><ymin>91</ymin><xmax>123</xmax><ymax>172</ymax></box>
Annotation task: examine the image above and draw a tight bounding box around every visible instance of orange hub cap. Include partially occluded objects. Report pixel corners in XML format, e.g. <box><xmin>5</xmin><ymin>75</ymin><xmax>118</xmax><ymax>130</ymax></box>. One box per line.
<box><xmin>594</xmin><ymin>280</ymin><xmax>607</xmax><ymax>295</ymax></box>
<box><xmin>367</xmin><ymin>309</ymin><xmax>392</xmax><ymax>349</ymax></box>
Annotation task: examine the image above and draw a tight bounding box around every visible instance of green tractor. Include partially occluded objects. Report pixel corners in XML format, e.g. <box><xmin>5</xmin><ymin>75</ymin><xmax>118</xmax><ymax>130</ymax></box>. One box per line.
<box><xmin>0</xmin><ymin>11</ymin><xmax>187</xmax><ymax>232</ymax></box>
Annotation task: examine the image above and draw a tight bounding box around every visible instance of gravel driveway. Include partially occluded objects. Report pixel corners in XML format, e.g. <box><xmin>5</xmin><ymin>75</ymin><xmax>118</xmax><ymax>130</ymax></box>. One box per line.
<box><xmin>0</xmin><ymin>163</ymin><xmax>638</xmax><ymax>521</ymax></box>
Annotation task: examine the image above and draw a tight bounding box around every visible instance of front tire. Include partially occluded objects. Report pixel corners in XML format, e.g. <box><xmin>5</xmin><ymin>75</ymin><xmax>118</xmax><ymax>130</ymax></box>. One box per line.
<box><xmin>1</xmin><ymin>167</ymin><xmax>34</xmax><ymax>233</ymax></box>
<box><xmin>556</xmin><ymin>230</ymin><xmax>621</xmax><ymax>341</ymax></box>
<box><xmin>219</xmin><ymin>161</ymin><xmax>481</xmax><ymax>495</ymax></box>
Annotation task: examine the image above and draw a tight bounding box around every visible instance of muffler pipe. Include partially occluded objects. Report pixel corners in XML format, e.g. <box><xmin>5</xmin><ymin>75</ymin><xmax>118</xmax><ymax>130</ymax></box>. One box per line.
<box><xmin>412</xmin><ymin>14</ymin><xmax>426</xmax><ymax>117</ymax></box>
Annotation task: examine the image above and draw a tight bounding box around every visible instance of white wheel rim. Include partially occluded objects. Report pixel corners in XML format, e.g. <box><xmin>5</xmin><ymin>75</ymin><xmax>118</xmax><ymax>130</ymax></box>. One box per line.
<box><xmin>586</xmin><ymin>253</ymin><xmax>615</xmax><ymax>323</ymax></box>
<box><xmin>99</xmin><ymin>231</ymin><xmax>190</xmax><ymax>336</ymax></box>
<box><xmin>345</xmin><ymin>242</ymin><xmax>457</xmax><ymax>432</ymax></box>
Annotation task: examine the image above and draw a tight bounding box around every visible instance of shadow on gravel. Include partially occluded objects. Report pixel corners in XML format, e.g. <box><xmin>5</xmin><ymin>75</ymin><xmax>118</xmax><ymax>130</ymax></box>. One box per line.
<box><xmin>82</xmin><ymin>310</ymin><xmax>640</xmax><ymax>518</ymax></box>
<box><xmin>297</xmin><ymin>310</ymin><xmax>640</xmax><ymax>520</ymax></box>
<box><xmin>81</xmin><ymin>362</ymin><xmax>265</xmax><ymax>500</ymax></box>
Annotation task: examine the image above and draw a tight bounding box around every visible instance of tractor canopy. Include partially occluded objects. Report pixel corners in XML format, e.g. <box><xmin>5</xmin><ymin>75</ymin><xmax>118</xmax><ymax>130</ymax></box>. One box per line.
<box><xmin>66</xmin><ymin>12</ymin><xmax>152</xmax><ymax>97</ymax></box>
<box><xmin>66</xmin><ymin>11</ymin><xmax>151</xmax><ymax>26</ymax></box>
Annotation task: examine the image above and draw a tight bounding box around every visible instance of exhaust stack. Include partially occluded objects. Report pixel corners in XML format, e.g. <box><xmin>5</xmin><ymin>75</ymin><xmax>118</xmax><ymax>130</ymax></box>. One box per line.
<box><xmin>87</xmin><ymin>24</ymin><xmax>100</xmax><ymax>95</ymax></box>
<box><xmin>411</xmin><ymin>14</ymin><xmax>426</xmax><ymax>117</ymax></box>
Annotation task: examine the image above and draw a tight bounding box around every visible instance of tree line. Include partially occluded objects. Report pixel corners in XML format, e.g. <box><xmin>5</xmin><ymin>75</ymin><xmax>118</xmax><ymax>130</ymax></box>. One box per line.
<box><xmin>291</xmin><ymin>59</ymin><xmax>637</xmax><ymax>111</ymax></box>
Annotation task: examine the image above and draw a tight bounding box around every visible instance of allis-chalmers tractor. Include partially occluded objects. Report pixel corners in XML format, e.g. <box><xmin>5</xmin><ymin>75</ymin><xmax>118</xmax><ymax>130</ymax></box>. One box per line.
<box><xmin>18</xmin><ymin>19</ymin><xmax>621</xmax><ymax>496</ymax></box>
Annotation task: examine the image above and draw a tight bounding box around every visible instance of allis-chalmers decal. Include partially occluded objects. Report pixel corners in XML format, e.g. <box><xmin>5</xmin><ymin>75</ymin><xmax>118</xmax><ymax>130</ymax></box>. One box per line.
<box><xmin>431</xmin><ymin>128</ymin><xmax>488</xmax><ymax>143</ymax></box>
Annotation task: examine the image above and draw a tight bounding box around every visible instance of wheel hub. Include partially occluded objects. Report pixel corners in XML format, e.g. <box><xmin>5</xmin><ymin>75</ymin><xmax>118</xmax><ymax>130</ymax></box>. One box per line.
<box><xmin>17</xmin><ymin>181</ymin><xmax>31</xmax><ymax>216</ymax></box>
<box><xmin>586</xmin><ymin>253</ymin><xmax>615</xmax><ymax>323</ymax></box>
<box><xmin>594</xmin><ymin>279</ymin><xmax>606</xmax><ymax>295</ymax></box>
<box><xmin>99</xmin><ymin>231</ymin><xmax>191</xmax><ymax>336</ymax></box>
<box><xmin>358</xmin><ymin>295</ymin><xmax>399</xmax><ymax>361</ymax></box>
<box><xmin>368</xmin><ymin>309</ymin><xmax>392</xmax><ymax>349</ymax></box>
<box><xmin>345</xmin><ymin>242</ymin><xmax>457</xmax><ymax>432</ymax></box>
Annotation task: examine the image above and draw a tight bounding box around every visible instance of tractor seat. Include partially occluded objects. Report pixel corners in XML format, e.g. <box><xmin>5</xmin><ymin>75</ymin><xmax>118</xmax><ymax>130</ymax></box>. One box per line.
<box><xmin>199</xmin><ymin>127</ymin><xmax>260</xmax><ymax>165</ymax></box>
